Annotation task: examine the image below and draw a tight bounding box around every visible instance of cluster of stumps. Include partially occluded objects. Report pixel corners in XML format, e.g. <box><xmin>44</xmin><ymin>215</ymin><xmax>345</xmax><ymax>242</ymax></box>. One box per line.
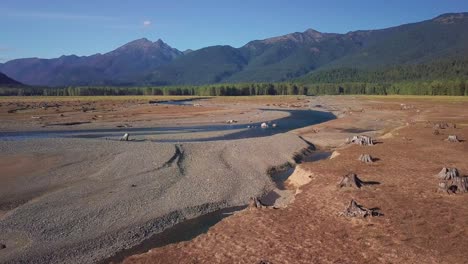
<box><xmin>432</xmin><ymin>122</ymin><xmax>467</xmax><ymax>193</ymax></box>
<box><xmin>341</xmin><ymin>135</ymin><xmax>382</xmax><ymax>217</ymax></box>
<box><xmin>341</xmin><ymin>121</ymin><xmax>466</xmax><ymax>218</ymax></box>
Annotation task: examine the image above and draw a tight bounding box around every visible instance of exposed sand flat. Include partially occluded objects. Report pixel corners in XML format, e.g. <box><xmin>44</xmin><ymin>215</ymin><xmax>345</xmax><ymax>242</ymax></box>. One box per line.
<box><xmin>0</xmin><ymin>132</ymin><xmax>312</xmax><ymax>263</ymax></box>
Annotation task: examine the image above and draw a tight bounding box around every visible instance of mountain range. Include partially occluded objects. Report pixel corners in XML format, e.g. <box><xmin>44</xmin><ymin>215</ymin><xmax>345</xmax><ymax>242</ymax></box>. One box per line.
<box><xmin>1</xmin><ymin>12</ymin><xmax>467</xmax><ymax>87</ymax></box>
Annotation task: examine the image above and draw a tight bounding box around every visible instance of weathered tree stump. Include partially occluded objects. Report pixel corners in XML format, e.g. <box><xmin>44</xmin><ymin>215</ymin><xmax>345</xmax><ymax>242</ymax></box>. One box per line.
<box><xmin>437</xmin><ymin>167</ymin><xmax>468</xmax><ymax>194</ymax></box>
<box><xmin>340</xmin><ymin>199</ymin><xmax>381</xmax><ymax>218</ymax></box>
<box><xmin>347</xmin><ymin>135</ymin><xmax>374</xmax><ymax>146</ymax></box>
<box><xmin>437</xmin><ymin>167</ymin><xmax>459</xmax><ymax>181</ymax></box>
<box><xmin>338</xmin><ymin>173</ymin><xmax>364</xmax><ymax>188</ymax></box>
<box><xmin>433</xmin><ymin>122</ymin><xmax>456</xmax><ymax>129</ymax></box>
<box><xmin>248</xmin><ymin>197</ymin><xmax>265</xmax><ymax>209</ymax></box>
<box><xmin>120</xmin><ymin>133</ymin><xmax>129</xmax><ymax>141</ymax></box>
<box><xmin>453</xmin><ymin>176</ymin><xmax>468</xmax><ymax>193</ymax></box>
<box><xmin>359</xmin><ymin>154</ymin><xmax>374</xmax><ymax>164</ymax></box>
<box><xmin>447</xmin><ymin>135</ymin><xmax>460</xmax><ymax>143</ymax></box>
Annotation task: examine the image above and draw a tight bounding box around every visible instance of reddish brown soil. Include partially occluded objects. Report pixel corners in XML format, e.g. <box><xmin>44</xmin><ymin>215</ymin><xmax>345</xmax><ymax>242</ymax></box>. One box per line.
<box><xmin>123</xmin><ymin>96</ymin><xmax>468</xmax><ymax>264</ymax></box>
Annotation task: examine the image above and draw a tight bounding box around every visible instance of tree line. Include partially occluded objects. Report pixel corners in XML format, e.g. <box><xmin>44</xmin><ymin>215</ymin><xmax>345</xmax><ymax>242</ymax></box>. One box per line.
<box><xmin>1</xmin><ymin>79</ymin><xmax>467</xmax><ymax>96</ymax></box>
<box><xmin>1</xmin><ymin>58</ymin><xmax>467</xmax><ymax>96</ymax></box>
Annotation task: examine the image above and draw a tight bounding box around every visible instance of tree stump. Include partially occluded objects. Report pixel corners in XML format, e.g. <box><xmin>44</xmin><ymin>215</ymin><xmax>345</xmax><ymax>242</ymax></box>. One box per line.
<box><xmin>340</xmin><ymin>199</ymin><xmax>381</xmax><ymax>218</ymax></box>
<box><xmin>447</xmin><ymin>135</ymin><xmax>460</xmax><ymax>143</ymax></box>
<box><xmin>347</xmin><ymin>135</ymin><xmax>374</xmax><ymax>146</ymax></box>
<box><xmin>359</xmin><ymin>154</ymin><xmax>374</xmax><ymax>163</ymax></box>
<box><xmin>433</xmin><ymin>122</ymin><xmax>456</xmax><ymax>129</ymax></box>
<box><xmin>338</xmin><ymin>173</ymin><xmax>364</xmax><ymax>188</ymax></box>
<box><xmin>120</xmin><ymin>133</ymin><xmax>129</xmax><ymax>141</ymax></box>
<box><xmin>437</xmin><ymin>167</ymin><xmax>468</xmax><ymax>194</ymax></box>
<box><xmin>248</xmin><ymin>197</ymin><xmax>265</xmax><ymax>209</ymax></box>
<box><xmin>453</xmin><ymin>176</ymin><xmax>468</xmax><ymax>193</ymax></box>
<box><xmin>437</xmin><ymin>167</ymin><xmax>459</xmax><ymax>181</ymax></box>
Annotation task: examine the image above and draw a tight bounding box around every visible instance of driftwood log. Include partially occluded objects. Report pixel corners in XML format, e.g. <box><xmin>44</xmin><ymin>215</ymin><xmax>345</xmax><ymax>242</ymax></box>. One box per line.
<box><xmin>437</xmin><ymin>167</ymin><xmax>468</xmax><ymax>194</ymax></box>
<box><xmin>359</xmin><ymin>154</ymin><xmax>374</xmax><ymax>163</ymax></box>
<box><xmin>120</xmin><ymin>133</ymin><xmax>129</xmax><ymax>141</ymax></box>
<box><xmin>347</xmin><ymin>135</ymin><xmax>374</xmax><ymax>146</ymax></box>
<box><xmin>447</xmin><ymin>135</ymin><xmax>460</xmax><ymax>143</ymax></box>
<box><xmin>340</xmin><ymin>199</ymin><xmax>382</xmax><ymax>218</ymax></box>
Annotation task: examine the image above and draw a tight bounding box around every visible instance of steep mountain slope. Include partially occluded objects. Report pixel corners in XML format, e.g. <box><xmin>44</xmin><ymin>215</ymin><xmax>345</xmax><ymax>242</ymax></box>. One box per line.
<box><xmin>145</xmin><ymin>12</ymin><xmax>468</xmax><ymax>85</ymax></box>
<box><xmin>0</xmin><ymin>38</ymin><xmax>182</xmax><ymax>86</ymax></box>
<box><xmin>0</xmin><ymin>72</ymin><xmax>23</xmax><ymax>86</ymax></box>
<box><xmin>144</xmin><ymin>45</ymin><xmax>247</xmax><ymax>85</ymax></box>
<box><xmin>324</xmin><ymin>12</ymin><xmax>468</xmax><ymax>69</ymax></box>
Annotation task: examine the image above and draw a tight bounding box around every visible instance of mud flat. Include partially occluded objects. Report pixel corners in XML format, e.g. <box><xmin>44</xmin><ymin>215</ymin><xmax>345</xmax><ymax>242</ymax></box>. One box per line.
<box><xmin>123</xmin><ymin>96</ymin><xmax>468</xmax><ymax>264</ymax></box>
<box><xmin>0</xmin><ymin>96</ymin><xmax>336</xmax><ymax>263</ymax></box>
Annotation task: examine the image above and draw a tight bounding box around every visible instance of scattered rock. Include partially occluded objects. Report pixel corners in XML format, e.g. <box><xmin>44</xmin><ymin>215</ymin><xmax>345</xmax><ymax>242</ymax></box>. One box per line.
<box><xmin>258</xmin><ymin>260</ymin><xmax>272</xmax><ymax>264</ymax></box>
<box><xmin>120</xmin><ymin>133</ymin><xmax>129</xmax><ymax>141</ymax></box>
<box><xmin>0</xmin><ymin>243</ymin><xmax>5</xmax><ymax>249</ymax></box>
<box><xmin>261</xmin><ymin>122</ymin><xmax>269</xmax><ymax>129</ymax></box>
<box><xmin>358</xmin><ymin>154</ymin><xmax>374</xmax><ymax>164</ymax></box>
<box><xmin>131</xmin><ymin>184</ymin><xmax>137</xmax><ymax>187</ymax></box>
<box><xmin>226</xmin><ymin>120</ymin><xmax>237</xmax><ymax>124</ymax></box>
<box><xmin>447</xmin><ymin>135</ymin><xmax>460</xmax><ymax>142</ymax></box>
<box><xmin>272</xmin><ymin>123</ymin><xmax>277</xmax><ymax>128</ymax></box>
<box><xmin>432</xmin><ymin>129</ymin><xmax>440</xmax><ymax>135</ymax></box>
<box><xmin>347</xmin><ymin>135</ymin><xmax>374</xmax><ymax>146</ymax></box>
<box><xmin>340</xmin><ymin>199</ymin><xmax>382</xmax><ymax>218</ymax></box>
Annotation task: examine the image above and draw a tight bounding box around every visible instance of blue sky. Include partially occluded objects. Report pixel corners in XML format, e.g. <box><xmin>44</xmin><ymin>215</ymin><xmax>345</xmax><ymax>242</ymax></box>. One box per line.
<box><xmin>1</xmin><ymin>0</ymin><xmax>468</xmax><ymax>62</ymax></box>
